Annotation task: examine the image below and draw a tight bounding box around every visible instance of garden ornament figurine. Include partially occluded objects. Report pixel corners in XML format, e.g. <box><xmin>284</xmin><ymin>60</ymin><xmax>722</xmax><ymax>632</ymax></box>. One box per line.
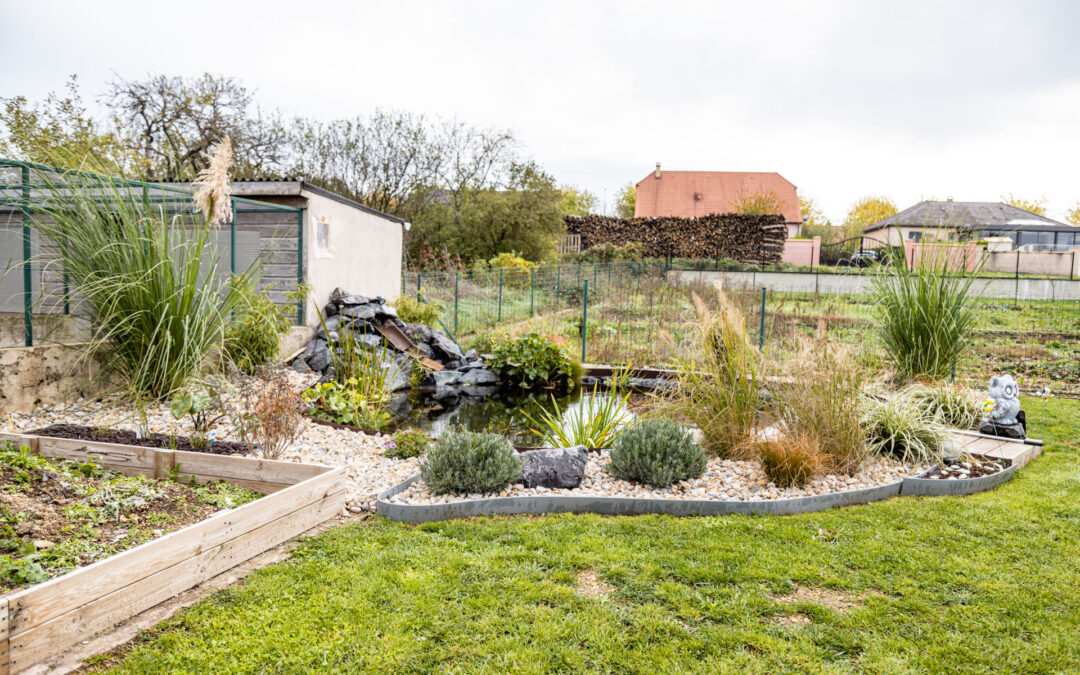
<box><xmin>979</xmin><ymin>375</ymin><xmax>1025</xmax><ymax>439</ymax></box>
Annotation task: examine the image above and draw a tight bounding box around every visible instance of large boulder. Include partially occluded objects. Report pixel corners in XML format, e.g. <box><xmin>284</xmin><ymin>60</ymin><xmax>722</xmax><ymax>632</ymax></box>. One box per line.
<box><xmin>430</xmin><ymin>330</ymin><xmax>464</xmax><ymax>362</ymax></box>
<box><xmin>307</xmin><ymin>339</ymin><xmax>332</xmax><ymax>372</ymax></box>
<box><xmin>404</xmin><ymin>323</ymin><xmax>434</xmax><ymax>344</ymax></box>
<box><xmin>341</xmin><ymin>304</ymin><xmax>377</xmax><ymax>320</ymax></box>
<box><xmin>519</xmin><ymin>447</ymin><xmax>589</xmax><ymax>489</ymax></box>
<box><xmin>461</xmin><ymin>368</ymin><xmax>500</xmax><ymax>386</ymax></box>
<box><xmin>315</xmin><ymin>315</ymin><xmax>342</xmax><ymax>340</ymax></box>
<box><xmin>330</xmin><ymin>288</ymin><xmax>369</xmax><ymax>306</ymax></box>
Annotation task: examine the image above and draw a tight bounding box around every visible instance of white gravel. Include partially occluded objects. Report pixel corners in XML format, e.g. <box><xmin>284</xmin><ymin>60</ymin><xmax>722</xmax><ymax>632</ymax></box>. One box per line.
<box><xmin>388</xmin><ymin>451</ymin><xmax>923</xmax><ymax>505</ymax></box>
<box><xmin>1</xmin><ymin>371</ymin><xmax>923</xmax><ymax>514</ymax></box>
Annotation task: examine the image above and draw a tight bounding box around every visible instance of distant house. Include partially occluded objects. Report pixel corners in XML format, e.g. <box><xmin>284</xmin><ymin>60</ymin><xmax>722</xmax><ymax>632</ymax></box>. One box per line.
<box><xmin>863</xmin><ymin>200</ymin><xmax>1080</xmax><ymax>251</ymax></box>
<box><xmin>634</xmin><ymin>164</ymin><xmax>803</xmax><ymax>238</ymax></box>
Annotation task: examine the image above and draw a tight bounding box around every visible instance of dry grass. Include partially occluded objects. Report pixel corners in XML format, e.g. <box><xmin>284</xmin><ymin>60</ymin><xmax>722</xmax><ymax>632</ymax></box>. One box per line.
<box><xmin>575</xmin><ymin>569</ymin><xmax>615</xmax><ymax>600</ymax></box>
<box><xmin>752</xmin><ymin>432</ymin><xmax>824</xmax><ymax>488</ymax></box>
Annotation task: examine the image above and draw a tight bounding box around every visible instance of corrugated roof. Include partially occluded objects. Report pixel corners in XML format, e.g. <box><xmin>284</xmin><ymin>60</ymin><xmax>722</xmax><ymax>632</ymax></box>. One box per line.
<box><xmin>634</xmin><ymin>170</ymin><xmax>801</xmax><ymax>222</ymax></box>
<box><xmin>865</xmin><ymin>201</ymin><xmax>1073</xmax><ymax>232</ymax></box>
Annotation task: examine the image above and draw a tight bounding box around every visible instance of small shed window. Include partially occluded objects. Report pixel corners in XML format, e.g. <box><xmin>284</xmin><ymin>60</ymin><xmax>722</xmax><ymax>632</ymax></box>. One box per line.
<box><xmin>316</xmin><ymin>216</ymin><xmax>330</xmax><ymax>252</ymax></box>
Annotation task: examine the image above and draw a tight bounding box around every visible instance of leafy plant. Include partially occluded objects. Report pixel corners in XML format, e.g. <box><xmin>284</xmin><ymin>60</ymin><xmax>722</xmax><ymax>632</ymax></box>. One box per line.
<box><xmin>488</xmin><ymin>332</ymin><xmax>578</xmax><ymax>389</ymax></box>
<box><xmin>900</xmin><ymin>382</ymin><xmax>983</xmax><ymax>430</ymax></box>
<box><xmin>29</xmin><ymin>140</ymin><xmax>247</xmax><ymax>400</ymax></box>
<box><xmin>522</xmin><ymin>386</ymin><xmax>631</xmax><ymax>449</ymax></box>
<box><xmin>775</xmin><ymin>342</ymin><xmax>867</xmax><ymax>475</ymax></box>
<box><xmin>419</xmin><ymin>430</ymin><xmax>521</xmax><ymax>495</ymax></box>
<box><xmin>608</xmin><ymin>419</ymin><xmax>706</xmax><ymax>488</ymax></box>
<box><xmin>302</xmin><ymin>380</ymin><xmax>392</xmax><ymax>431</ymax></box>
<box><xmin>251</xmin><ymin>366</ymin><xmax>306</xmax><ymax>459</ymax></box>
<box><xmin>872</xmin><ymin>253</ymin><xmax>980</xmax><ymax>381</ymax></box>
<box><xmin>861</xmin><ymin>393</ymin><xmax>950</xmax><ymax>464</ymax></box>
<box><xmin>383</xmin><ymin>429</ymin><xmax>431</xmax><ymax>459</ymax></box>
<box><xmin>752</xmin><ymin>433</ymin><xmax>824</xmax><ymax>488</ymax></box>
<box><xmin>225</xmin><ymin>277</ymin><xmax>291</xmax><ymax>373</ymax></box>
<box><xmin>662</xmin><ymin>290</ymin><xmax>762</xmax><ymax>459</ymax></box>
<box><xmin>394</xmin><ymin>294</ymin><xmax>442</xmax><ymax>326</ymax></box>
<box><xmin>169</xmin><ymin>385</ymin><xmax>226</xmax><ymax>434</ymax></box>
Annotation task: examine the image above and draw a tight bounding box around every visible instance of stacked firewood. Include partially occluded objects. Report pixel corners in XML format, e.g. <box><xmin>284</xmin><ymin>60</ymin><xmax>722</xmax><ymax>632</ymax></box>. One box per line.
<box><xmin>564</xmin><ymin>213</ymin><xmax>787</xmax><ymax>263</ymax></box>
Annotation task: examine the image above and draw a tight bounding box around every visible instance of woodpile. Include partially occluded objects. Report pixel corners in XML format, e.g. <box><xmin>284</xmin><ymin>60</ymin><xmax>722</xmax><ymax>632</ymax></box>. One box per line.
<box><xmin>564</xmin><ymin>213</ymin><xmax>787</xmax><ymax>263</ymax></box>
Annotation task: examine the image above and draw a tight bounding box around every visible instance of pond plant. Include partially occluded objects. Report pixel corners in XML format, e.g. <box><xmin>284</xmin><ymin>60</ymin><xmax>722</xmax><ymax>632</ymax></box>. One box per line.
<box><xmin>521</xmin><ymin>384</ymin><xmax>631</xmax><ymax>449</ymax></box>
<box><xmin>488</xmin><ymin>332</ymin><xmax>581</xmax><ymax>390</ymax></box>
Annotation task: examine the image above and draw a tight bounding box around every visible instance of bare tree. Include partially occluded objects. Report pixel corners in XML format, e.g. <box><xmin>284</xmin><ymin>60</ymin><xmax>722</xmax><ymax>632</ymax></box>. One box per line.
<box><xmin>105</xmin><ymin>73</ymin><xmax>287</xmax><ymax>179</ymax></box>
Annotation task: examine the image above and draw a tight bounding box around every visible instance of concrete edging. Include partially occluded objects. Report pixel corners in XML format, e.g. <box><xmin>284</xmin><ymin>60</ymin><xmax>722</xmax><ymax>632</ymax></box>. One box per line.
<box><xmin>900</xmin><ymin>462</ymin><xmax>1019</xmax><ymax>497</ymax></box>
<box><xmin>377</xmin><ymin>475</ymin><xmax>905</xmax><ymax>524</ymax></box>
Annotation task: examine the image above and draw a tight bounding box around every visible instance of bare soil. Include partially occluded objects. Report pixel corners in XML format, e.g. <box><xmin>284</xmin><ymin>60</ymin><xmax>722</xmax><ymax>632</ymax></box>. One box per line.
<box><xmin>30</xmin><ymin>424</ymin><xmax>250</xmax><ymax>455</ymax></box>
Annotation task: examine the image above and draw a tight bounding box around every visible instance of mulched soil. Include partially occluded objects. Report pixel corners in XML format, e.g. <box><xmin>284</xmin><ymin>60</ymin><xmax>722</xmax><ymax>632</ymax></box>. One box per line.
<box><xmin>923</xmin><ymin>456</ymin><xmax>1008</xmax><ymax>480</ymax></box>
<box><xmin>29</xmin><ymin>424</ymin><xmax>250</xmax><ymax>455</ymax></box>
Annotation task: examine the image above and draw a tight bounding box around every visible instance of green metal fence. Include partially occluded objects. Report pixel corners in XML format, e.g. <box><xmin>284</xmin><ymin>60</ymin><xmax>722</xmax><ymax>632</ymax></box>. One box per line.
<box><xmin>404</xmin><ymin>260</ymin><xmax>1080</xmax><ymax>394</ymax></box>
<box><xmin>0</xmin><ymin>158</ymin><xmax>305</xmax><ymax>347</ymax></box>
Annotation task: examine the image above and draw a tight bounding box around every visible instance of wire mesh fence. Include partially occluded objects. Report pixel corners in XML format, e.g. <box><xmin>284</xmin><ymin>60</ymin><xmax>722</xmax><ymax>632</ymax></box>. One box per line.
<box><xmin>405</xmin><ymin>260</ymin><xmax>1080</xmax><ymax>395</ymax></box>
<box><xmin>0</xmin><ymin>159</ymin><xmax>305</xmax><ymax>348</ymax></box>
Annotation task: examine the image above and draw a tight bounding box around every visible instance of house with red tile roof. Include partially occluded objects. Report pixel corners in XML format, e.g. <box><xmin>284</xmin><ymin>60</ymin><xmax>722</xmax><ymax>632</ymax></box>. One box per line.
<box><xmin>634</xmin><ymin>164</ymin><xmax>804</xmax><ymax>237</ymax></box>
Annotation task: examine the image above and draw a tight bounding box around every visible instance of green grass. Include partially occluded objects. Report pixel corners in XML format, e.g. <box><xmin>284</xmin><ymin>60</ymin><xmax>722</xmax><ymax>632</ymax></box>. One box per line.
<box><xmin>102</xmin><ymin>397</ymin><xmax>1080</xmax><ymax>673</ymax></box>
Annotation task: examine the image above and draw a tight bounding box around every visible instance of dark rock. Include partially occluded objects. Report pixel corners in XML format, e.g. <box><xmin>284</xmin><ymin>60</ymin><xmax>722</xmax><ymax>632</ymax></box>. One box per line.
<box><xmin>979</xmin><ymin>419</ymin><xmax>1026</xmax><ymax>439</ymax></box>
<box><xmin>430</xmin><ymin>330</ymin><xmax>464</xmax><ymax>361</ymax></box>
<box><xmin>415</xmin><ymin>342</ymin><xmax>435</xmax><ymax>359</ymax></box>
<box><xmin>308</xmin><ymin>340</ymin><xmax>332</xmax><ymax>372</ymax></box>
<box><xmin>404</xmin><ymin>323</ymin><xmax>434</xmax><ymax>344</ymax></box>
<box><xmin>354</xmin><ymin>333</ymin><xmax>382</xmax><ymax>350</ymax></box>
<box><xmin>519</xmin><ymin>446</ymin><xmax>589</xmax><ymax>489</ymax></box>
<box><xmin>580</xmin><ymin>375</ymin><xmax>602</xmax><ymax>388</ymax></box>
<box><xmin>384</xmin><ymin>356</ymin><xmax>411</xmax><ymax>392</ymax></box>
<box><xmin>461</xmin><ymin>368</ymin><xmax>500</xmax><ymax>386</ymax></box>
<box><xmin>460</xmin><ymin>385</ymin><xmax>497</xmax><ymax>398</ymax></box>
<box><xmin>429</xmin><ymin>370</ymin><xmax>463</xmax><ymax>387</ymax></box>
<box><xmin>315</xmin><ymin>315</ymin><xmax>341</xmax><ymax>340</ymax></box>
<box><xmin>341</xmin><ymin>304</ymin><xmax>377</xmax><ymax>320</ymax></box>
<box><xmin>300</xmin><ymin>338</ymin><xmax>318</xmax><ymax>362</ymax></box>
<box><xmin>291</xmin><ymin>358</ymin><xmax>312</xmax><ymax>374</ymax></box>
<box><xmin>330</xmin><ymin>288</ymin><xmax>369</xmax><ymax>306</ymax></box>
<box><xmin>376</xmin><ymin>304</ymin><xmax>398</xmax><ymax>319</ymax></box>
<box><xmin>323</xmin><ymin>302</ymin><xmax>339</xmax><ymax>317</ymax></box>
<box><xmin>443</xmin><ymin>358</ymin><xmax>462</xmax><ymax>370</ymax></box>
<box><xmin>430</xmin><ymin>385</ymin><xmax>461</xmax><ymax>403</ymax></box>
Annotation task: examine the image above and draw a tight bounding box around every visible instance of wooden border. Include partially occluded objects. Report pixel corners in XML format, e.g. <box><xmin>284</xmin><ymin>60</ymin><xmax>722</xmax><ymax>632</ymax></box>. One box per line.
<box><xmin>0</xmin><ymin>433</ymin><xmax>346</xmax><ymax>674</ymax></box>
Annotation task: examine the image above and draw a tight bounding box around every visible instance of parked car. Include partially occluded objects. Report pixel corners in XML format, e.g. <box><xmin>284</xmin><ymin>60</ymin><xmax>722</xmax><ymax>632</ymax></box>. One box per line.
<box><xmin>839</xmin><ymin>249</ymin><xmax>881</xmax><ymax>267</ymax></box>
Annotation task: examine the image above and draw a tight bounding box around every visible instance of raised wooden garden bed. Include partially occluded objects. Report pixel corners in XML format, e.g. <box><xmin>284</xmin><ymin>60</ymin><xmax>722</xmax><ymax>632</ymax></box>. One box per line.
<box><xmin>0</xmin><ymin>432</ymin><xmax>346</xmax><ymax>674</ymax></box>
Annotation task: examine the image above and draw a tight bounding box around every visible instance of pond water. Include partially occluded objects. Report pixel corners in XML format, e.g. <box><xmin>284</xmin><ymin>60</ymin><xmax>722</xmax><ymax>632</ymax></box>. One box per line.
<box><xmin>390</xmin><ymin>386</ymin><xmax>642</xmax><ymax>444</ymax></box>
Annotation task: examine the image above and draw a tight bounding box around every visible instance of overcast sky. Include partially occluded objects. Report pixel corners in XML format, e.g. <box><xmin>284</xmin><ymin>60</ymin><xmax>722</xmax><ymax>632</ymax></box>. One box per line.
<box><xmin>3</xmin><ymin>0</ymin><xmax>1079</xmax><ymax>222</ymax></box>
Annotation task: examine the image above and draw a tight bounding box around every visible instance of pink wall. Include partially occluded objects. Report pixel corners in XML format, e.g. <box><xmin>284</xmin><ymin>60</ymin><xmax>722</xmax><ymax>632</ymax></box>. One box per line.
<box><xmin>904</xmin><ymin>240</ymin><xmax>979</xmax><ymax>271</ymax></box>
<box><xmin>781</xmin><ymin>236</ymin><xmax>821</xmax><ymax>266</ymax></box>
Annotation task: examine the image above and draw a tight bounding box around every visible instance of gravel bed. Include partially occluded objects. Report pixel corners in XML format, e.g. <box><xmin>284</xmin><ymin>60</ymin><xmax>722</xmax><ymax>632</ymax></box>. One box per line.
<box><xmin>387</xmin><ymin>451</ymin><xmax>924</xmax><ymax>505</ymax></box>
<box><xmin>0</xmin><ymin>372</ymin><xmax>414</xmax><ymax>514</ymax></box>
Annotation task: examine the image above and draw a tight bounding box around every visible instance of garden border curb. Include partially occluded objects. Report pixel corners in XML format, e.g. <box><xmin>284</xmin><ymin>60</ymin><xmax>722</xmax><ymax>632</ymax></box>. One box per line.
<box><xmin>900</xmin><ymin>462</ymin><xmax>1019</xmax><ymax>497</ymax></box>
<box><xmin>377</xmin><ymin>476</ymin><xmax>905</xmax><ymax>524</ymax></box>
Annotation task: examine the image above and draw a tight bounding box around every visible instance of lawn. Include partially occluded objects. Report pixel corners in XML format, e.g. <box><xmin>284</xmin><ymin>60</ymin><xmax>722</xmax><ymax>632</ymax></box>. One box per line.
<box><xmin>98</xmin><ymin>396</ymin><xmax>1080</xmax><ymax>674</ymax></box>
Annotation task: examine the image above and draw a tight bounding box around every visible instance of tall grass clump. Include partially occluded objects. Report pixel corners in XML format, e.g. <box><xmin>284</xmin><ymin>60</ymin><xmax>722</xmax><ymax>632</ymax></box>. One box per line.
<box><xmin>900</xmin><ymin>382</ymin><xmax>983</xmax><ymax>430</ymax></box>
<box><xmin>663</xmin><ymin>290</ymin><xmax>762</xmax><ymax>459</ymax></box>
<box><xmin>30</xmin><ymin>140</ymin><xmax>247</xmax><ymax>402</ymax></box>
<box><xmin>775</xmin><ymin>341</ymin><xmax>867</xmax><ymax>474</ymax></box>
<box><xmin>522</xmin><ymin>385</ymin><xmax>631</xmax><ymax>449</ymax></box>
<box><xmin>752</xmin><ymin>433</ymin><xmax>824</xmax><ymax>488</ymax></box>
<box><xmin>871</xmin><ymin>252</ymin><xmax>980</xmax><ymax>381</ymax></box>
<box><xmin>861</xmin><ymin>393</ymin><xmax>949</xmax><ymax>464</ymax></box>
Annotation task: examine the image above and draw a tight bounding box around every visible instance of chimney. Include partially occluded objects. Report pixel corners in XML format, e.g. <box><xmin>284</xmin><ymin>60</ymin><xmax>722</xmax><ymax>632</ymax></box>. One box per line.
<box><xmin>655</xmin><ymin>162</ymin><xmax>661</xmax><ymax>179</ymax></box>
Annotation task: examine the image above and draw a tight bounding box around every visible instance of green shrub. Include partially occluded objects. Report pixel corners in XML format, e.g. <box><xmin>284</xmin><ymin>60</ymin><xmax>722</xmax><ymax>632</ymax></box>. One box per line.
<box><xmin>420</xmin><ymin>430</ymin><xmax>521</xmax><ymax>495</ymax></box>
<box><xmin>488</xmin><ymin>332</ymin><xmax>579</xmax><ymax>389</ymax></box>
<box><xmin>394</xmin><ymin>294</ymin><xmax>441</xmax><ymax>326</ymax></box>
<box><xmin>579</xmin><ymin>241</ymin><xmax>644</xmax><ymax>263</ymax></box>
<box><xmin>608</xmin><ymin>419</ymin><xmax>706</xmax><ymax>488</ymax></box>
<box><xmin>861</xmin><ymin>394</ymin><xmax>949</xmax><ymax>464</ymax></box>
<box><xmin>900</xmin><ymin>382</ymin><xmax>983</xmax><ymax>430</ymax></box>
<box><xmin>384</xmin><ymin>429</ymin><xmax>431</xmax><ymax>459</ymax></box>
<box><xmin>872</xmin><ymin>254</ymin><xmax>980</xmax><ymax>381</ymax></box>
<box><xmin>225</xmin><ymin>278</ymin><xmax>290</xmax><ymax>373</ymax></box>
<box><xmin>753</xmin><ymin>433</ymin><xmax>824</xmax><ymax>488</ymax></box>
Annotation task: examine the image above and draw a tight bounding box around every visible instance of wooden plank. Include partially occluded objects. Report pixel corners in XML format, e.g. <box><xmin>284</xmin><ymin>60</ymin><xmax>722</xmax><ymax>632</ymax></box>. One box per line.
<box><xmin>36</xmin><ymin>437</ymin><xmax>162</xmax><ymax>476</ymax></box>
<box><xmin>0</xmin><ymin>435</ymin><xmax>36</xmax><ymax>452</ymax></box>
<box><xmin>171</xmin><ymin>450</ymin><xmax>328</xmax><ymax>486</ymax></box>
<box><xmin>9</xmin><ymin>489</ymin><xmax>345</xmax><ymax>672</ymax></box>
<box><xmin>6</xmin><ymin>468</ymin><xmax>345</xmax><ymax>635</ymax></box>
<box><xmin>12</xmin><ymin>491</ymin><xmax>345</xmax><ymax>669</ymax></box>
<box><xmin>172</xmin><ymin>473</ymin><xmax>290</xmax><ymax>495</ymax></box>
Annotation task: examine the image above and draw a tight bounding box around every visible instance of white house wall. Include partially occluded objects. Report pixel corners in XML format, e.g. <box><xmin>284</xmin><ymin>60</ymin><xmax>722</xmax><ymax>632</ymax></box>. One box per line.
<box><xmin>302</xmin><ymin>191</ymin><xmax>402</xmax><ymax>325</ymax></box>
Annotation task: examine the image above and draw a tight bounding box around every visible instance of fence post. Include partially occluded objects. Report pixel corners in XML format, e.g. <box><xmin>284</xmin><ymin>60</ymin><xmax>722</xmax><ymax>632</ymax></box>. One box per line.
<box><xmin>454</xmin><ymin>272</ymin><xmax>460</xmax><ymax>335</ymax></box>
<box><xmin>497</xmin><ymin>268</ymin><xmax>503</xmax><ymax>322</ymax></box>
<box><xmin>296</xmin><ymin>208</ymin><xmax>305</xmax><ymax>325</ymax></box>
<box><xmin>416</xmin><ymin>273</ymin><xmax>421</xmax><ymax>301</ymax></box>
<box><xmin>1015</xmin><ymin>249</ymin><xmax>1020</xmax><ymax>303</ymax></box>
<box><xmin>581</xmin><ymin>280</ymin><xmax>589</xmax><ymax>364</ymax></box>
<box><xmin>20</xmin><ymin>165</ymin><xmax>32</xmax><ymax>346</ymax></box>
<box><xmin>758</xmin><ymin>287</ymin><xmax>767</xmax><ymax>351</ymax></box>
<box><xmin>1071</xmin><ymin>251</ymin><xmax>1075</xmax><ymax>281</ymax></box>
<box><xmin>530</xmin><ymin>268</ymin><xmax>535</xmax><ymax>316</ymax></box>
<box><xmin>230</xmin><ymin>198</ymin><xmax>237</xmax><ymax>275</ymax></box>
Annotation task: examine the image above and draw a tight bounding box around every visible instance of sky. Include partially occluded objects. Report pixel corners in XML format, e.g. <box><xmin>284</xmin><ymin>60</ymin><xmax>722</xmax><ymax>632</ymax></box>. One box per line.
<box><xmin>2</xmin><ymin>0</ymin><xmax>1079</xmax><ymax>223</ymax></box>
